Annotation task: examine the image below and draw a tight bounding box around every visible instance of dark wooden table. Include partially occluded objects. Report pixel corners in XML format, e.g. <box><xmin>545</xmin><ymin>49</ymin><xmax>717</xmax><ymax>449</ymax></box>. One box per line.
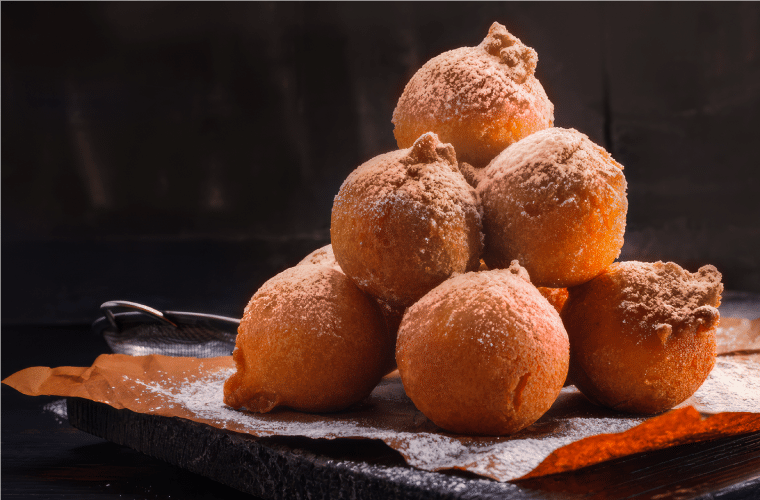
<box><xmin>3</xmin><ymin>324</ymin><xmax>760</xmax><ymax>500</ymax></box>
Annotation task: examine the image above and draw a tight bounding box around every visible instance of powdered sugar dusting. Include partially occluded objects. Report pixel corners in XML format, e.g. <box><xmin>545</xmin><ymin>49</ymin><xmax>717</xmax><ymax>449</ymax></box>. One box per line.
<box><xmin>126</xmin><ymin>366</ymin><xmax>646</xmax><ymax>481</ymax></box>
<box><xmin>105</xmin><ymin>351</ymin><xmax>760</xmax><ymax>484</ymax></box>
<box><xmin>476</xmin><ymin>127</ymin><xmax>627</xmax><ymax>286</ymax></box>
<box><xmin>391</xmin><ymin>23</ymin><xmax>553</xmax><ymax>167</ymax></box>
<box><xmin>682</xmin><ymin>356</ymin><xmax>760</xmax><ymax>413</ymax></box>
<box><xmin>43</xmin><ymin>399</ymin><xmax>69</xmax><ymax>423</ymax></box>
<box><xmin>464</xmin><ymin>416</ymin><xmax>641</xmax><ymax>479</ymax></box>
<box><xmin>716</xmin><ymin>317</ymin><xmax>760</xmax><ymax>354</ymax></box>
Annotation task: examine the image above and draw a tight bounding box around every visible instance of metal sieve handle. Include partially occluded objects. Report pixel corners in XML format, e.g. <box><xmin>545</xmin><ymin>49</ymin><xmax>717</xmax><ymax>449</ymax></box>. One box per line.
<box><xmin>100</xmin><ymin>300</ymin><xmax>178</xmax><ymax>330</ymax></box>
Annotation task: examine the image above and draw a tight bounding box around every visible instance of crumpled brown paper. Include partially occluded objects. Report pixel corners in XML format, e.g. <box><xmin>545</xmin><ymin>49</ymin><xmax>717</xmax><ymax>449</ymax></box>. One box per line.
<box><xmin>4</xmin><ymin>317</ymin><xmax>760</xmax><ymax>482</ymax></box>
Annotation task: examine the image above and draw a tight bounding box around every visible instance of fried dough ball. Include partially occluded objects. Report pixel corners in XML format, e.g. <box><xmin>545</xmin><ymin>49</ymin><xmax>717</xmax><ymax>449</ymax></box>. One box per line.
<box><xmin>223</xmin><ymin>264</ymin><xmax>393</xmax><ymax>413</ymax></box>
<box><xmin>561</xmin><ymin>261</ymin><xmax>723</xmax><ymax>415</ymax></box>
<box><xmin>331</xmin><ymin>132</ymin><xmax>483</xmax><ymax>309</ymax></box>
<box><xmin>537</xmin><ymin>287</ymin><xmax>569</xmax><ymax>314</ymax></box>
<box><xmin>477</xmin><ymin>127</ymin><xmax>628</xmax><ymax>288</ymax></box>
<box><xmin>396</xmin><ymin>262</ymin><xmax>570</xmax><ymax>436</ymax></box>
<box><xmin>297</xmin><ymin>244</ymin><xmax>404</xmax><ymax>374</ymax></box>
<box><xmin>392</xmin><ymin>22</ymin><xmax>554</xmax><ymax>168</ymax></box>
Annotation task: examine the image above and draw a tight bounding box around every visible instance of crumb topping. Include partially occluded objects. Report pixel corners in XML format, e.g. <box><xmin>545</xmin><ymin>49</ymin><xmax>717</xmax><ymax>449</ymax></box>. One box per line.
<box><xmin>480</xmin><ymin>22</ymin><xmax>538</xmax><ymax>84</ymax></box>
<box><xmin>612</xmin><ymin>261</ymin><xmax>723</xmax><ymax>337</ymax></box>
<box><xmin>334</xmin><ymin>133</ymin><xmax>480</xmax><ymax>221</ymax></box>
<box><xmin>403</xmin><ymin>132</ymin><xmax>458</xmax><ymax>166</ymax></box>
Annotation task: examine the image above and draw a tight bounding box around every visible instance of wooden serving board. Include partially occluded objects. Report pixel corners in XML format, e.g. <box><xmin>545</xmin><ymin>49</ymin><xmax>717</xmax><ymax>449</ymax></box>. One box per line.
<box><xmin>67</xmin><ymin>397</ymin><xmax>760</xmax><ymax>499</ymax></box>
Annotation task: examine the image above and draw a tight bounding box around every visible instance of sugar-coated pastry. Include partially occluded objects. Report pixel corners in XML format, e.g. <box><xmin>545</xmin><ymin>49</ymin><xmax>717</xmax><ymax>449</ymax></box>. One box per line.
<box><xmin>331</xmin><ymin>132</ymin><xmax>483</xmax><ymax>308</ymax></box>
<box><xmin>392</xmin><ymin>22</ymin><xmax>554</xmax><ymax>168</ymax></box>
<box><xmin>297</xmin><ymin>244</ymin><xmax>404</xmax><ymax>374</ymax></box>
<box><xmin>477</xmin><ymin>127</ymin><xmax>628</xmax><ymax>288</ymax></box>
<box><xmin>223</xmin><ymin>264</ymin><xmax>393</xmax><ymax>413</ymax></box>
<box><xmin>396</xmin><ymin>262</ymin><xmax>569</xmax><ymax>435</ymax></box>
<box><xmin>561</xmin><ymin>261</ymin><xmax>723</xmax><ymax>414</ymax></box>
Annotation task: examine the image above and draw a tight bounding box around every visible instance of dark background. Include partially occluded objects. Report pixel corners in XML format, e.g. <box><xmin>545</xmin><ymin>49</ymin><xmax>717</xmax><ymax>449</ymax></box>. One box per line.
<box><xmin>3</xmin><ymin>2</ymin><xmax>760</xmax><ymax>325</ymax></box>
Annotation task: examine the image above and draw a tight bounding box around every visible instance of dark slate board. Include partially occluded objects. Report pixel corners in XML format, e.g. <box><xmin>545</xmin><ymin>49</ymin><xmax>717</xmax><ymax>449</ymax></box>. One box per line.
<box><xmin>67</xmin><ymin>398</ymin><xmax>760</xmax><ymax>499</ymax></box>
<box><xmin>65</xmin><ymin>398</ymin><xmax>541</xmax><ymax>500</ymax></box>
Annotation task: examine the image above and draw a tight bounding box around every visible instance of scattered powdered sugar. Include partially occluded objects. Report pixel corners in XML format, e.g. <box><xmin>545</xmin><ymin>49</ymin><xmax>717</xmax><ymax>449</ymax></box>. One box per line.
<box><xmin>682</xmin><ymin>356</ymin><xmax>760</xmax><ymax>413</ymax></box>
<box><xmin>348</xmin><ymin>461</ymin><xmax>518</xmax><ymax>497</ymax></box>
<box><xmin>43</xmin><ymin>399</ymin><xmax>69</xmax><ymax>424</ymax></box>
<box><xmin>715</xmin><ymin>317</ymin><xmax>760</xmax><ymax>354</ymax></box>
<box><xmin>135</xmin><ymin>368</ymin><xmax>371</xmax><ymax>437</ymax></box>
<box><xmin>129</xmin><ymin>367</ymin><xmax>648</xmax><ymax>482</ymax></box>
<box><xmin>464</xmin><ymin>416</ymin><xmax>642</xmax><ymax>479</ymax></box>
<box><xmin>118</xmin><ymin>351</ymin><xmax>760</xmax><ymax>482</ymax></box>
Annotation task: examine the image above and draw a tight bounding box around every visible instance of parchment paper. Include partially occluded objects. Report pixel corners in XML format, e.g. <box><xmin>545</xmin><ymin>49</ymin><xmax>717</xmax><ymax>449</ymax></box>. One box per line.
<box><xmin>4</xmin><ymin>317</ymin><xmax>760</xmax><ymax>482</ymax></box>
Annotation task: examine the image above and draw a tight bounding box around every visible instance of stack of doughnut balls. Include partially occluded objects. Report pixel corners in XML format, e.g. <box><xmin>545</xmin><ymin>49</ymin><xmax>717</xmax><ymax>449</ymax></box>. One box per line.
<box><xmin>224</xmin><ymin>23</ymin><xmax>724</xmax><ymax>435</ymax></box>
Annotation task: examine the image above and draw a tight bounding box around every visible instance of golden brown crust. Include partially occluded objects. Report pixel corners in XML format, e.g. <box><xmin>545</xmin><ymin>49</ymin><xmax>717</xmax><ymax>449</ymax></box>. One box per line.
<box><xmin>331</xmin><ymin>133</ymin><xmax>484</xmax><ymax>308</ymax></box>
<box><xmin>396</xmin><ymin>267</ymin><xmax>569</xmax><ymax>436</ymax></box>
<box><xmin>223</xmin><ymin>265</ymin><xmax>393</xmax><ymax>413</ymax></box>
<box><xmin>561</xmin><ymin>261</ymin><xmax>723</xmax><ymax>415</ymax></box>
<box><xmin>392</xmin><ymin>22</ymin><xmax>554</xmax><ymax>168</ymax></box>
<box><xmin>477</xmin><ymin>127</ymin><xmax>628</xmax><ymax>287</ymax></box>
